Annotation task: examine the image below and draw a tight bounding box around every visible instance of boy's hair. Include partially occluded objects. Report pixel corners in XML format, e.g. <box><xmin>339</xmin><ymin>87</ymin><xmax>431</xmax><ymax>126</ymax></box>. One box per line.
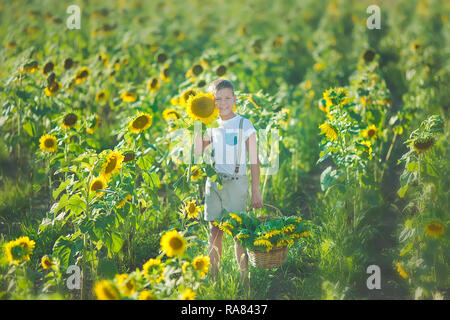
<box><xmin>208</xmin><ymin>79</ymin><xmax>235</xmax><ymax>96</ymax></box>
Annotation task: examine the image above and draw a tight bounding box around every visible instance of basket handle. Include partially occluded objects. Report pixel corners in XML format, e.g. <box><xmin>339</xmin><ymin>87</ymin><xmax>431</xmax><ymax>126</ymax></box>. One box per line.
<box><xmin>249</xmin><ymin>203</ymin><xmax>282</xmax><ymax>217</ymax></box>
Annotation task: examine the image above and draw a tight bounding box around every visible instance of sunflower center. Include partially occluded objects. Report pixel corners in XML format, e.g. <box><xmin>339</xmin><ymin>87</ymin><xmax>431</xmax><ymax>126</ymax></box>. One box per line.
<box><xmin>102</xmin><ymin>286</ymin><xmax>118</xmax><ymax>300</ymax></box>
<box><xmin>44</xmin><ymin>138</ymin><xmax>55</xmax><ymax>148</ymax></box>
<box><xmin>183</xmin><ymin>90</ymin><xmax>196</xmax><ymax>102</ymax></box>
<box><xmin>151</xmin><ymin>78</ymin><xmax>158</xmax><ymax>88</ymax></box>
<box><xmin>216</xmin><ymin>65</ymin><xmax>226</xmax><ymax>76</ymax></box>
<box><xmin>157</xmin><ymin>53</ymin><xmax>168</xmax><ymax>64</ymax></box>
<box><xmin>428</xmin><ymin>223</ymin><xmax>442</xmax><ymax>231</ymax></box>
<box><xmin>194</xmin><ymin>260</ymin><xmax>204</xmax><ymax>270</ymax></box>
<box><xmin>367</xmin><ymin>129</ymin><xmax>375</xmax><ymax>137</ymax></box>
<box><xmin>132</xmin><ymin>115</ymin><xmax>150</xmax><ymax>129</ymax></box>
<box><xmin>191</xmin><ymin>96</ymin><xmax>215</xmax><ymax>118</ymax></box>
<box><xmin>77</xmin><ymin>70</ymin><xmax>88</xmax><ymax>79</ymax></box>
<box><xmin>169</xmin><ymin>237</ymin><xmax>183</xmax><ymax>250</ymax></box>
<box><xmin>188</xmin><ymin>204</ymin><xmax>196</xmax><ymax>213</ymax></box>
<box><xmin>104</xmin><ymin>156</ymin><xmax>118</xmax><ymax>174</ymax></box>
<box><xmin>48</xmin><ymin>81</ymin><xmax>59</xmax><ymax>92</ymax></box>
<box><xmin>64</xmin><ymin>113</ymin><xmax>77</xmax><ymax>126</ymax></box>
<box><xmin>192</xmin><ymin>65</ymin><xmax>203</xmax><ymax>75</ymax></box>
<box><xmin>91</xmin><ymin>181</ymin><xmax>104</xmax><ymax>191</ymax></box>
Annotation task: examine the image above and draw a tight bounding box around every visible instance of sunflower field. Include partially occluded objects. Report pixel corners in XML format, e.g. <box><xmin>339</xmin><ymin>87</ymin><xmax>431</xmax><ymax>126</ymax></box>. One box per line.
<box><xmin>0</xmin><ymin>0</ymin><xmax>449</xmax><ymax>301</ymax></box>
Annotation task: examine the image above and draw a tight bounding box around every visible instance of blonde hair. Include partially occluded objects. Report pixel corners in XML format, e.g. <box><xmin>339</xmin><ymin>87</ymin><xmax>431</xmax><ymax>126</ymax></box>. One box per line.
<box><xmin>208</xmin><ymin>78</ymin><xmax>235</xmax><ymax>96</ymax></box>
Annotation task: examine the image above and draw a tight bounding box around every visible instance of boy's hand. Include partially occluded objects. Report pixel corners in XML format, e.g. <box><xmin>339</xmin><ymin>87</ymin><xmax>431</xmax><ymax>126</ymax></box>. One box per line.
<box><xmin>251</xmin><ymin>190</ymin><xmax>263</xmax><ymax>209</ymax></box>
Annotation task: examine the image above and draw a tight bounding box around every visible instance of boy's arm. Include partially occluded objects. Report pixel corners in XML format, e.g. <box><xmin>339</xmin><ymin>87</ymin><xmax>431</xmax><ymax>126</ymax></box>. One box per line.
<box><xmin>246</xmin><ymin>132</ymin><xmax>263</xmax><ymax>208</ymax></box>
<box><xmin>194</xmin><ymin>132</ymin><xmax>210</xmax><ymax>156</ymax></box>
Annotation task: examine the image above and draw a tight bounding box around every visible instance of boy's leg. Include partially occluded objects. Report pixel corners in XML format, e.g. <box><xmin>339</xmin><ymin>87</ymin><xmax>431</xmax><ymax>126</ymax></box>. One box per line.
<box><xmin>234</xmin><ymin>239</ymin><xmax>249</xmax><ymax>289</ymax></box>
<box><xmin>208</xmin><ymin>222</ymin><xmax>223</xmax><ymax>278</ymax></box>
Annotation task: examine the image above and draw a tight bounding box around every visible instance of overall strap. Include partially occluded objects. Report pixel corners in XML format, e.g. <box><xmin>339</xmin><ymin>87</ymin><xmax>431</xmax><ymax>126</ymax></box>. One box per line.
<box><xmin>234</xmin><ymin>117</ymin><xmax>244</xmax><ymax>176</ymax></box>
<box><xmin>210</xmin><ymin>128</ymin><xmax>215</xmax><ymax>168</ymax></box>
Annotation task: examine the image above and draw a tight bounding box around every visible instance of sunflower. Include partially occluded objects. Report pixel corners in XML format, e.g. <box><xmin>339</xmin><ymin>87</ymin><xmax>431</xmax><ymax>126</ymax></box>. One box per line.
<box><xmin>115</xmin><ymin>274</ymin><xmax>136</xmax><ymax>297</ymax></box>
<box><xmin>90</xmin><ymin>176</ymin><xmax>107</xmax><ymax>197</ymax></box>
<box><xmin>98</xmin><ymin>53</ymin><xmax>109</xmax><ymax>67</ymax></box>
<box><xmin>183</xmin><ymin>200</ymin><xmax>201</xmax><ymax>219</ymax></box>
<box><xmin>424</xmin><ymin>222</ymin><xmax>445</xmax><ymax>238</ymax></box>
<box><xmin>42</xmin><ymin>62</ymin><xmax>54</xmax><ymax>75</ymax></box>
<box><xmin>74</xmin><ymin>67</ymin><xmax>89</xmax><ymax>84</ymax></box>
<box><xmin>313</xmin><ymin>62</ymin><xmax>325</xmax><ymax>71</ymax></box>
<box><xmin>4</xmin><ymin>236</ymin><xmax>36</xmax><ymax>265</ymax></box>
<box><xmin>86</xmin><ymin>115</ymin><xmax>100</xmax><ymax>134</ymax></box>
<box><xmin>411</xmin><ymin>41</ymin><xmax>421</xmax><ymax>51</ymax></box>
<box><xmin>362</xmin><ymin>49</ymin><xmax>376</xmax><ymax>63</ymax></box>
<box><xmin>263</xmin><ymin>230</ymin><xmax>282</xmax><ymax>239</ymax></box>
<box><xmin>138</xmin><ymin>290</ymin><xmax>155</xmax><ymax>300</ymax></box>
<box><xmin>319</xmin><ymin>123</ymin><xmax>338</xmax><ymax>141</ymax></box>
<box><xmin>160</xmin><ymin>230</ymin><xmax>187</xmax><ymax>257</ymax></box>
<box><xmin>44</xmin><ymin>80</ymin><xmax>61</xmax><ymax>97</ymax></box>
<box><xmin>413</xmin><ymin>137</ymin><xmax>435</xmax><ymax>154</ymax></box>
<box><xmin>170</xmin><ymin>96</ymin><xmax>180</xmax><ymax>106</ymax></box>
<box><xmin>61</xmin><ymin>113</ymin><xmax>78</xmax><ymax>129</ymax></box>
<box><xmin>215</xmin><ymin>65</ymin><xmax>227</xmax><ymax>76</ymax></box>
<box><xmin>229</xmin><ymin>213</ymin><xmax>243</xmax><ymax>224</ymax></box>
<box><xmin>20</xmin><ymin>61</ymin><xmax>39</xmax><ymax>73</ymax></box>
<box><xmin>253</xmin><ymin>238</ymin><xmax>273</xmax><ymax>252</ymax></box>
<box><xmin>95</xmin><ymin>90</ymin><xmax>107</xmax><ymax>102</ymax></box>
<box><xmin>181</xmin><ymin>89</ymin><xmax>196</xmax><ymax>106</ymax></box>
<box><xmin>186</xmin><ymin>92</ymin><xmax>219</xmax><ymax>125</ymax></box>
<box><xmin>162</xmin><ymin>108</ymin><xmax>181</xmax><ymax>121</ymax></box>
<box><xmin>123</xmin><ymin>152</ymin><xmax>136</xmax><ymax>162</ymax></box>
<box><xmin>160</xmin><ymin>66</ymin><xmax>170</xmax><ymax>82</ymax></box>
<box><xmin>39</xmin><ymin>134</ymin><xmax>58</xmax><ymax>153</ymax></box>
<box><xmin>63</xmin><ymin>58</ymin><xmax>74</xmax><ymax>70</ymax></box>
<box><xmin>190</xmin><ymin>165</ymin><xmax>204</xmax><ymax>181</ymax></box>
<box><xmin>117</xmin><ymin>194</ymin><xmax>132</xmax><ymax>209</ymax></box>
<box><xmin>174</xmin><ymin>30</ymin><xmax>184</xmax><ymax>41</ymax></box>
<box><xmin>186</xmin><ymin>64</ymin><xmax>203</xmax><ymax>78</ymax></box>
<box><xmin>360</xmin><ymin>140</ymin><xmax>373</xmax><ymax>155</ymax></box>
<box><xmin>395</xmin><ymin>263</ymin><xmax>408</xmax><ymax>279</ymax></box>
<box><xmin>143</xmin><ymin>258</ymin><xmax>165</xmax><ymax>283</ymax></box>
<box><xmin>180</xmin><ymin>288</ymin><xmax>196</xmax><ymax>300</ymax></box>
<box><xmin>94</xmin><ymin>280</ymin><xmax>120</xmax><ymax>300</ymax></box>
<box><xmin>128</xmin><ymin>113</ymin><xmax>153</xmax><ymax>134</ymax></box>
<box><xmin>217</xmin><ymin>222</ymin><xmax>234</xmax><ymax>236</ymax></box>
<box><xmin>147</xmin><ymin>77</ymin><xmax>160</xmax><ymax>92</ymax></box>
<box><xmin>156</xmin><ymin>52</ymin><xmax>168</xmax><ymax>64</ymax></box>
<box><xmin>121</xmin><ymin>91</ymin><xmax>137</xmax><ymax>102</ymax></box>
<box><xmin>192</xmin><ymin>255</ymin><xmax>210</xmax><ymax>277</ymax></box>
<box><xmin>281</xmin><ymin>225</ymin><xmax>295</xmax><ymax>234</ymax></box>
<box><xmin>363</xmin><ymin>125</ymin><xmax>378</xmax><ymax>139</ymax></box>
<box><xmin>41</xmin><ymin>255</ymin><xmax>54</xmax><ymax>269</ymax></box>
<box><xmin>139</xmin><ymin>199</ymin><xmax>147</xmax><ymax>214</ymax></box>
<box><xmin>100</xmin><ymin>150</ymin><xmax>125</xmax><ymax>180</ymax></box>
<box><xmin>182</xmin><ymin>261</ymin><xmax>191</xmax><ymax>274</ymax></box>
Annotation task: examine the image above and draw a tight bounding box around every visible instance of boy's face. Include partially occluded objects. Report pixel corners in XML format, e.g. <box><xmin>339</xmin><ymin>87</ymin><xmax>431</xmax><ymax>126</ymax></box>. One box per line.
<box><xmin>214</xmin><ymin>88</ymin><xmax>236</xmax><ymax>118</ymax></box>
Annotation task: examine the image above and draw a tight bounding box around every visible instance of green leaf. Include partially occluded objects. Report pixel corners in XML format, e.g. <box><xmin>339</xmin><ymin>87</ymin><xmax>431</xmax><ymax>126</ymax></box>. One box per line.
<box><xmin>397</xmin><ymin>185</ymin><xmax>408</xmax><ymax>198</ymax></box>
<box><xmin>98</xmin><ymin>259</ymin><xmax>118</xmax><ymax>279</ymax></box>
<box><xmin>22</xmin><ymin>120</ymin><xmax>36</xmax><ymax>137</ymax></box>
<box><xmin>53</xmin><ymin>179</ymin><xmax>72</xmax><ymax>200</ymax></box>
<box><xmin>136</xmin><ymin>154</ymin><xmax>153</xmax><ymax>171</ymax></box>
<box><xmin>406</xmin><ymin>162</ymin><xmax>418</xmax><ymax>172</ymax></box>
<box><xmin>66</xmin><ymin>194</ymin><xmax>85</xmax><ymax>216</ymax></box>
<box><xmin>320</xmin><ymin>166</ymin><xmax>341</xmax><ymax>192</ymax></box>
<box><xmin>52</xmin><ymin>236</ymin><xmax>73</xmax><ymax>269</ymax></box>
<box><xmin>104</xmin><ymin>230</ymin><xmax>124</xmax><ymax>257</ymax></box>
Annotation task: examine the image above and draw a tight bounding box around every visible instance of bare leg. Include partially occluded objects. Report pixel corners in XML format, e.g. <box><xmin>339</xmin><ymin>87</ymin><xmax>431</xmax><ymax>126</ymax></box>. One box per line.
<box><xmin>208</xmin><ymin>222</ymin><xmax>223</xmax><ymax>278</ymax></box>
<box><xmin>234</xmin><ymin>239</ymin><xmax>249</xmax><ymax>290</ymax></box>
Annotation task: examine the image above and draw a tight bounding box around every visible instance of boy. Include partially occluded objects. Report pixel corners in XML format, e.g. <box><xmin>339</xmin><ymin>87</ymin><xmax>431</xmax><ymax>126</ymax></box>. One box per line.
<box><xmin>194</xmin><ymin>79</ymin><xmax>263</xmax><ymax>289</ymax></box>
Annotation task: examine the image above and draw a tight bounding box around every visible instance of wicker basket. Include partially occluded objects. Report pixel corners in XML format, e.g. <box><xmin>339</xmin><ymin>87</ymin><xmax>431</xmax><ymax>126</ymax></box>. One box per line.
<box><xmin>246</xmin><ymin>204</ymin><xmax>288</xmax><ymax>269</ymax></box>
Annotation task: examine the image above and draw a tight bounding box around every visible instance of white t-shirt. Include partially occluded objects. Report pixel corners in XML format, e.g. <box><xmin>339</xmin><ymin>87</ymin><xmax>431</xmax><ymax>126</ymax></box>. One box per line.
<box><xmin>205</xmin><ymin>114</ymin><xmax>256</xmax><ymax>176</ymax></box>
